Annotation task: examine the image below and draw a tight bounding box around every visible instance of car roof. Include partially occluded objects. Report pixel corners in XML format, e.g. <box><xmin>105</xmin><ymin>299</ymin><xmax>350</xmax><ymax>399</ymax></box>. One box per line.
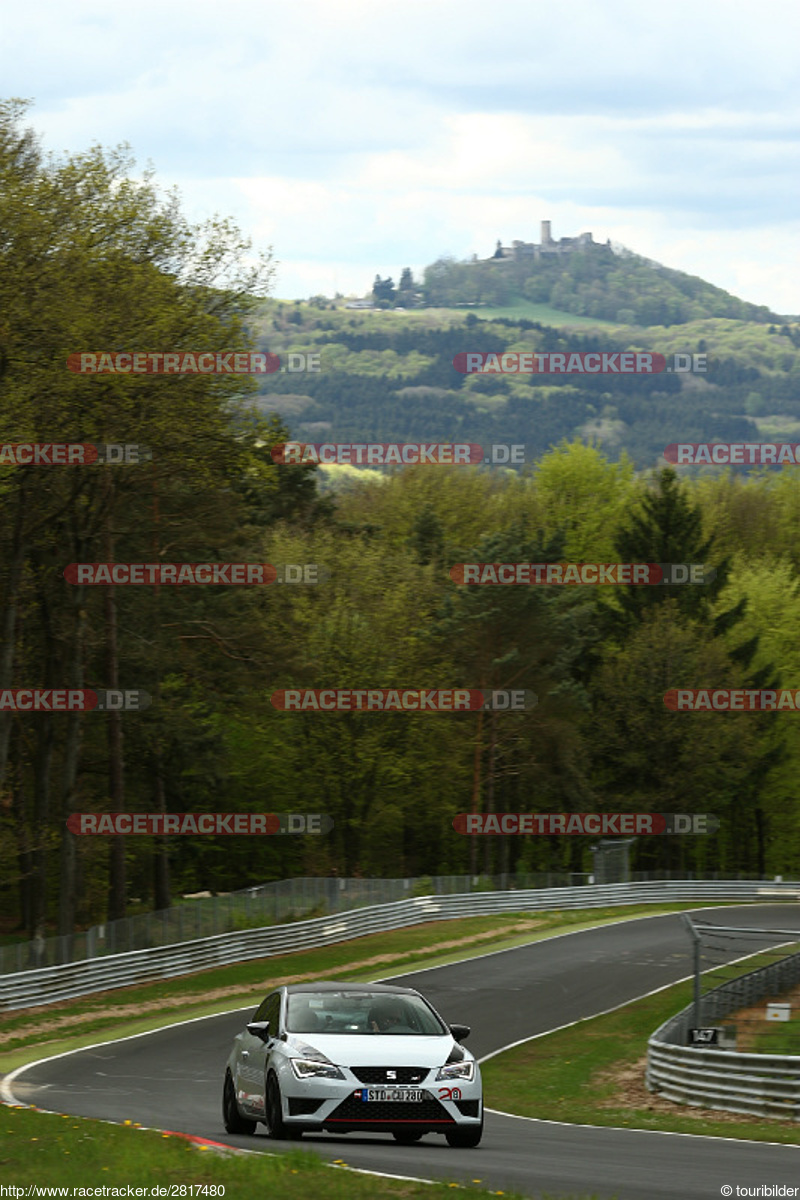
<box><xmin>280</xmin><ymin>981</ymin><xmax>421</xmax><ymax>996</ymax></box>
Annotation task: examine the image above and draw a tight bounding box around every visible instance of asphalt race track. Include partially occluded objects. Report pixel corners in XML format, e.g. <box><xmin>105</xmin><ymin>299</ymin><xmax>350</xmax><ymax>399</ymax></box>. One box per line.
<box><xmin>8</xmin><ymin>905</ymin><xmax>800</xmax><ymax>1199</ymax></box>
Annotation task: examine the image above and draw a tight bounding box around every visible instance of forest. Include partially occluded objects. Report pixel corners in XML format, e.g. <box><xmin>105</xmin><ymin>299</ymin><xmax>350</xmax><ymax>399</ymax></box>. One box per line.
<box><xmin>250</xmin><ymin>299</ymin><xmax>800</xmax><ymax>471</ymax></box>
<box><xmin>3</xmin><ymin>100</ymin><xmax>800</xmax><ymax>942</ymax></box>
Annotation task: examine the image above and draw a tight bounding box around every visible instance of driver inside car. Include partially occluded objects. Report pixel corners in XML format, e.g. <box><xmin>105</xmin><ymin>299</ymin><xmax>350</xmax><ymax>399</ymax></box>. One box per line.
<box><xmin>368</xmin><ymin>1000</ymin><xmax>409</xmax><ymax>1032</ymax></box>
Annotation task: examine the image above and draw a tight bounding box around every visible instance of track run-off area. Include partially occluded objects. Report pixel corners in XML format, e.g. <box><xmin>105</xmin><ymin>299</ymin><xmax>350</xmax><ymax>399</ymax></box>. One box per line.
<box><xmin>5</xmin><ymin>905</ymin><xmax>800</xmax><ymax>1200</ymax></box>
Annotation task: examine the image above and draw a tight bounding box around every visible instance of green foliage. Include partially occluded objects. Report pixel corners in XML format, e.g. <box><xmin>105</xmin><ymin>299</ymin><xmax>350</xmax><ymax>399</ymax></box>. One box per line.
<box><xmin>3</xmin><ymin>104</ymin><xmax>800</xmax><ymax>938</ymax></box>
<box><xmin>533</xmin><ymin>441</ymin><xmax>637</xmax><ymax>561</ymax></box>
<box><xmin>372</xmin><ymin>273</ymin><xmax>396</xmax><ymax>303</ymax></box>
<box><xmin>242</xmin><ymin>301</ymin><xmax>800</xmax><ymax>472</ymax></box>
<box><xmin>422</xmin><ymin>241</ymin><xmax>781</xmax><ymax>325</ymax></box>
<box><xmin>611</xmin><ymin>468</ymin><xmax>731</xmax><ymax>628</ymax></box>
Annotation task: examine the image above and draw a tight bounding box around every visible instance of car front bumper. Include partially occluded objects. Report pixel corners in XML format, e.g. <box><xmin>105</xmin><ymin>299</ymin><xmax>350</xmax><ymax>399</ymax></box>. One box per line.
<box><xmin>276</xmin><ymin>1062</ymin><xmax>483</xmax><ymax>1134</ymax></box>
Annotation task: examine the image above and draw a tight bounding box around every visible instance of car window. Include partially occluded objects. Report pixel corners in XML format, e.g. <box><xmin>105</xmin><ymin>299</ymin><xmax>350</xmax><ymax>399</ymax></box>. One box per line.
<box><xmin>262</xmin><ymin>993</ymin><xmax>281</xmax><ymax>1033</ymax></box>
<box><xmin>254</xmin><ymin>991</ymin><xmax>280</xmax><ymax>1028</ymax></box>
<box><xmin>285</xmin><ymin>991</ymin><xmax>446</xmax><ymax>1035</ymax></box>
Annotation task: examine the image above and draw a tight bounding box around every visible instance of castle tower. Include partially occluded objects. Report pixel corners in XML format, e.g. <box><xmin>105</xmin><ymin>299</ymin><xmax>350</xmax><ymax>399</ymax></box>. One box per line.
<box><xmin>540</xmin><ymin>220</ymin><xmax>552</xmax><ymax>245</ymax></box>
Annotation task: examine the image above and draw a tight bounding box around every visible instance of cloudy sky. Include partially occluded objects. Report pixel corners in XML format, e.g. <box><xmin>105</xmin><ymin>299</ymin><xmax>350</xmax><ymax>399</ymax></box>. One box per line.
<box><xmin>4</xmin><ymin>0</ymin><xmax>800</xmax><ymax>311</ymax></box>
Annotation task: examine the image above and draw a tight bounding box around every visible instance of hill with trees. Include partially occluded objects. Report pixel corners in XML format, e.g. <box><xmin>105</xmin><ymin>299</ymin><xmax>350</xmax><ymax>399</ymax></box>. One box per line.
<box><xmin>415</xmin><ymin>241</ymin><xmax>782</xmax><ymax>325</ymax></box>
<box><xmin>250</xmin><ymin>301</ymin><xmax>800</xmax><ymax>472</ymax></box>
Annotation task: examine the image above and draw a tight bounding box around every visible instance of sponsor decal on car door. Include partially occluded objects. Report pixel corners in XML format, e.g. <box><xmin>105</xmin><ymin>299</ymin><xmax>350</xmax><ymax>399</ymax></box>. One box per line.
<box><xmin>238</xmin><ymin>1030</ymin><xmax>267</xmax><ymax>1115</ymax></box>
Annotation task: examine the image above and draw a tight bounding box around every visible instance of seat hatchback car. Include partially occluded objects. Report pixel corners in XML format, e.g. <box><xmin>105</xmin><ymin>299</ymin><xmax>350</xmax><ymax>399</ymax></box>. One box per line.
<box><xmin>222</xmin><ymin>981</ymin><xmax>483</xmax><ymax>1146</ymax></box>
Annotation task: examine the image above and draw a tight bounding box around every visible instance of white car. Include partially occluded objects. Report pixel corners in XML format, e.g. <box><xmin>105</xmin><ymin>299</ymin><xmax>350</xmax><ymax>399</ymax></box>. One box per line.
<box><xmin>222</xmin><ymin>981</ymin><xmax>483</xmax><ymax>1147</ymax></box>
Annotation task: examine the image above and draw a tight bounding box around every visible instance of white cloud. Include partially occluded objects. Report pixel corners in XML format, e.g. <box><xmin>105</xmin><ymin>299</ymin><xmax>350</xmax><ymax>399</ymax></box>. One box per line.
<box><xmin>2</xmin><ymin>0</ymin><xmax>799</xmax><ymax>308</ymax></box>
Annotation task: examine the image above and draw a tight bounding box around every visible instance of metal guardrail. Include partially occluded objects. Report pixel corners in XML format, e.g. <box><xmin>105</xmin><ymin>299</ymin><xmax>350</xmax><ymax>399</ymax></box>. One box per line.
<box><xmin>647</xmin><ymin>942</ymin><xmax>800</xmax><ymax>1119</ymax></box>
<box><xmin>1</xmin><ymin>877</ymin><xmax>797</xmax><ymax>1012</ymax></box>
<box><xmin>1</xmin><ymin>871</ymin><xmax>587</xmax><ymax>974</ymax></box>
<box><xmin>2</xmin><ymin>868</ymin><xmax>770</xmax><ymax>975</ymax></box>
<box><xmin>647</xmin><ymin>1042</ymin><xmax>800</xmax><ymax>1120</ymax></box>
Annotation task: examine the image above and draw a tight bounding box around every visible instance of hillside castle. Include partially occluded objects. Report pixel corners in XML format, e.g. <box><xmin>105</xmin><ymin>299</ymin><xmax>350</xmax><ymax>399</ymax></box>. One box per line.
<box><xmin>490</xmin><ymin>221</ymin><xmax>607</xmax><ymax>263</ymax></box>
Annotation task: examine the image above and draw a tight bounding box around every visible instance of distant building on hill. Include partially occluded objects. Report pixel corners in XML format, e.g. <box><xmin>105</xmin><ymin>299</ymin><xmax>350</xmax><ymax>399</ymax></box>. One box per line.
<box><xmin>490</xmin><ymin>221</ymin><xmax>604</xmax><ymax>263</ymax></box>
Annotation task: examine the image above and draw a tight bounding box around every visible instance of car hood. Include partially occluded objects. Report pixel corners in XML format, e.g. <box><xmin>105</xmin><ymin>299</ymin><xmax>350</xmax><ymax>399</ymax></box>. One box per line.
<box><xmin>285</xmin><ymin>1033</ymin><xmax>461</xmax><ymax>1067</ymax></box>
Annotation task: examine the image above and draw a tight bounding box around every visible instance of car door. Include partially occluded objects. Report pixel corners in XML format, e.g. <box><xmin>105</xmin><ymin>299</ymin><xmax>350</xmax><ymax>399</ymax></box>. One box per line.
<box><xmin>242</xmin><ymin>991</ymin><xmax>282</xmax><ymax>1116</ymax></box>
<box><xmin>237</xmin><ymin>992</ymin><xmax>281</xmax><ymax>1117</ymax></box>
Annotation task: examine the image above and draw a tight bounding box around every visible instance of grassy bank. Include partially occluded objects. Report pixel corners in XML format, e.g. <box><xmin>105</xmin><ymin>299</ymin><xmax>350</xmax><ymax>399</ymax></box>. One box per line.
<box><xmin>4</xmin><ymin>1103</ymin><xmax>602</xmax><ymax>1199</ymax></box>
<box><xmin>0</xmin><ymin>903</ymin><xmax>726</xmax><ymax>1074</ymax></box>
<box><xmin>482</xmin><ymin>974</ymin><xmax>800</xmax><ymax>1145</ymax></box>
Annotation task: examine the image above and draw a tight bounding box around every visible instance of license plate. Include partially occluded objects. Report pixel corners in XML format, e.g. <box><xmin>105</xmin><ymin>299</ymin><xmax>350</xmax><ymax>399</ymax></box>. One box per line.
<box><xmin>359</xmin><ymin>1088</ymin><xmax>425</xmax><ymax>1102</ymax></box>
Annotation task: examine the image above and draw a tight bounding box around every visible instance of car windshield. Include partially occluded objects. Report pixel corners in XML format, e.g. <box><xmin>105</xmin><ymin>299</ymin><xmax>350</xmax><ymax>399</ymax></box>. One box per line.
<box><xmin>285</xmin><ymin>991</ymin><xmax>447</xmax><ymax>1035</ymax></box>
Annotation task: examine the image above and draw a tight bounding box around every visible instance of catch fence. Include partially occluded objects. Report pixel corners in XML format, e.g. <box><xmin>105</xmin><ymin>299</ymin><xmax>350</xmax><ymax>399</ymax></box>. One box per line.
<box><xmin>1</xmin><ymin>876</ymin><xmax>796</xmax><ymax>1011</ymax></box>
<box><xmin>1</xmin><ymin>868</ymin><xmax>773</xmax><ymax>975</ymax></box>
<box><xmin>1</xmin><ymin>871</ymin><xmax>582</xmax><ymax>975</ymax></box>
<box><xmin>648</xmin><ymin>919</ymin><xmax>800</xmax><ymax>1119</ymax></box>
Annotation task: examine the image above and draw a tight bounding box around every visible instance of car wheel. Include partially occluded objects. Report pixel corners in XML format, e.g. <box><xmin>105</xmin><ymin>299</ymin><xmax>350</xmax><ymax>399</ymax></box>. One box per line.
<box><xmin>222</xmin><ymin>1070</ymin><xmax>256</xmax><ymax>1135</ymax></box>
<box><xmin>392</xmin><ymin>1130</ymin><xmax>424</xmax><ymax>1143</ymax></box>
<box><xmin>445</xmin><ymin>1120</ymin><xmax>483</xmax><ymax>1148</ymax></box>
<box><xmin>264</xmin><ymin>1072</ymin><xmax>302</xmax><ymax>1140</ymax></box>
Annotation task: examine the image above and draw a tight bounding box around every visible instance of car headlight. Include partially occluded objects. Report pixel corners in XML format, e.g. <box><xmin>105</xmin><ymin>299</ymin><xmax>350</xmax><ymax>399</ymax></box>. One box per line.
<box><xmin>435</xmin><ymin>1060</ymin><xmax>475</xmax><ymax>1082</ymax></box>
<box><xmin>290</xmin><ymin>1057</ymin><xmax>345</xmax><ymax>1081</ymax></box>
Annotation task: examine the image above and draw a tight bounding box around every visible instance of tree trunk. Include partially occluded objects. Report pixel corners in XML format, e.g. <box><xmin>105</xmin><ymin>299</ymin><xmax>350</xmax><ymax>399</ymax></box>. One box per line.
<box><xmin>12</xmin><ymin>762</ymin><xmax>31</xmax><ymax>932</ymax></box>
<box><xmin>104</xmin><ymin>500</ymin><xmax>126</xmax><ymax>923</ymax></box>
<box><xmin>150</xmin><ymin>465</ymin><xmax>171</xmax><ymax>912</ymax></box>
<box><xmin>483</xmin><ymin>713</ymin><xmax>498</xmax><ymax>876</ymax></box>
<box><xmin>58</xmin><ymin>582</ymin><xmax>87</xmax><ymax>937</ymax></box>
<box><xmin>0</xmin><ymin>481</ymin><xmax>27</xmax><ymax>790</ymax></box>
<box><xmin>754</xmin><ymin>805</ymin><xmax>766</xmax><ymax>878</ymax></box>
<box><xmin>153</xmin><ymin>750</ymin><xmax>171</xmax><ymax>911</ymax></box>
<box><xmin>469</xmin><ymin>708</ymin><xmax>484</xmax><ymax>876</ymax></box>
<box><xmin>31</xmin><ymin>717</ymin><xmax>55</xmax><ymax>937</ymax></box>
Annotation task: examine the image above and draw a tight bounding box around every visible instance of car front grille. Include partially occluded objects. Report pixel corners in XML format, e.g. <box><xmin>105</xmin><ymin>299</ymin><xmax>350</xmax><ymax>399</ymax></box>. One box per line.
<box><xmin>349</xmin><ymin>1066</ymin><xmax>429</xmax><ymax>1085</ymax></box>
<box><xmin>327</xmin><ymin>1094</ymin><xmax>454</xmax><ymax>1124</ymax></box>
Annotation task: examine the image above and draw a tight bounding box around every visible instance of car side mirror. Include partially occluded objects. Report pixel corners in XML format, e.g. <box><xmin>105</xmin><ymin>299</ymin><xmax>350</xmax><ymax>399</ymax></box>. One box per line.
<box><xmin>246</xmin><ymin>1020</ymin><xmax>271</xmax><ymax>1042</ymax></box>
<box><xmin>449</xmin><ymin>1023</ymin><xmax>471</xmax><ymax>1043</ymax></box>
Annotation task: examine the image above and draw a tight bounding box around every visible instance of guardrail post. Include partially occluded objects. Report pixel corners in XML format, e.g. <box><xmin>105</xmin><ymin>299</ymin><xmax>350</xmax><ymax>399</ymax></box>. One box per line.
<box><xmin>681</xmin><ymin>913</ymin><xmax>702</xmax><ymax>1032</ymax></box>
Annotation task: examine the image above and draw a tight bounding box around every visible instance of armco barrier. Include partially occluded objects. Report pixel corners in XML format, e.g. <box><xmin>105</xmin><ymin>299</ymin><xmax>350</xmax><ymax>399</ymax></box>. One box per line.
<box><xmin>0</xmin><ymin>871</ymin><xmax>583</xmax><ymax>973</ymax></box>
<box><xmin>647</xmin><ymin>944</ymin><xmax>800</xmax><ymax>1119</ymax></box>
<box><xmin>1</xmin><ymin>878</ymin><xmax>797</xmax><ymax>1011</ymax></box>
<box><xmin>647</xmin><ymin>1042</ymin><xmax>800</xmax><ymax>1120</ymax></box>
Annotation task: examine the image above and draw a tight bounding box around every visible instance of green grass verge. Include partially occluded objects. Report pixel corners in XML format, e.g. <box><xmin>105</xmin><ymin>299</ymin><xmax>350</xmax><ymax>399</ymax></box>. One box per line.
<box><xmin>482</xmin><ymin>973</ymin><xmax>800</xmax><ymax>1144</ymax></box>
<box><xmin>0</xmin><ymin>903</ymin><xmax>733</xmax><ymax>1075</ymax></box>
<box><xmin>2</xmin><ymin>1104</ymin><xmax>608</xmax><ymax>1199</ymax></box>
<box><xmin>752</xmin><ymin>1022</ymin><xmax>800</xmax><ymax>1054</ymax></box>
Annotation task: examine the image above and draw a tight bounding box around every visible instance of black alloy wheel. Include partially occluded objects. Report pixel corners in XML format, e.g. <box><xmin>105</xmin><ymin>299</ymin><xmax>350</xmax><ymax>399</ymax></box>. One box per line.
<box><xmin>222</xmin><ymin>1070</ymin><xmax>256</xmax><ymax>1135</ymax></box>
